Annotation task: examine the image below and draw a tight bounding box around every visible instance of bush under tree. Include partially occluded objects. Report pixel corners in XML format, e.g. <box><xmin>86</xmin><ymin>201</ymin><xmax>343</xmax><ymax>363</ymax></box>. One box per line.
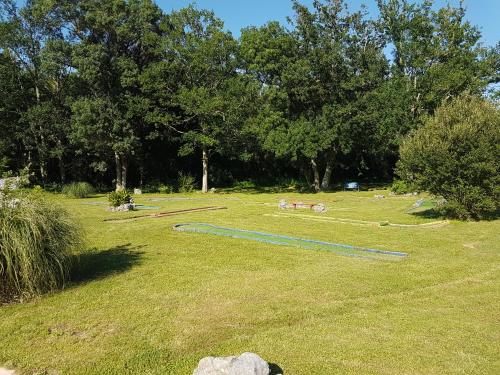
<box><xmin>62</xmin><ymin>182</ymin><xmax>95</xmax><ymax>198</ymax></box>
<box><xmin>0</xmin><ymin>191</ymin><xmax>82</xmax><ymax>301</ymax></box>
<box><xmin>397</xmin><ymin>93</ymin><xmax>500</xmax><ymax>220</ymax></box>
<box><xmin>107</xmin><ymin>190</ymin><xmax>132</xmax><ymax>207</ymax></box>
<box><xmin>177</xmin><ymin>172</ymin><xmax>196</xmax><ymax>193</ymax></box>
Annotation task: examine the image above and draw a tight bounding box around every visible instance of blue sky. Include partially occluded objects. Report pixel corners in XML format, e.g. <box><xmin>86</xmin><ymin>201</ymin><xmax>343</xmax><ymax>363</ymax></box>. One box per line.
<box><xmin>157</xmin><ymin>0</ymin><xmax>499</xmax><ymax>47</ymax></box>
<box><xmin>11</xmin><ymin>0</ymin><xmax>499</xmax><ymax>47</ymax></box>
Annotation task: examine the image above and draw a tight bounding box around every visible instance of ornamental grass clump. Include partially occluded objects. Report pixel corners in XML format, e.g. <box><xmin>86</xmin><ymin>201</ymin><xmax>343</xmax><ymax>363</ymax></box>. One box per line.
<box><xmin>62</xmin><ymin>182</ymin><xmax>95</xmax><ymax>198</ymax></box>
<box><xmin>0</xmin><ymin>192</ymin><xmax>83</xmax><ymax>302</ymax></box>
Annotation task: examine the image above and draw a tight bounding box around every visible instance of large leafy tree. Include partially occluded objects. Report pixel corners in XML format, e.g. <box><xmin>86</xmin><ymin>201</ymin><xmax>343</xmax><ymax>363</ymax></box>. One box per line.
<box><xmin>64</xmin><ymin>0</ymin><xmax>164</xmax><ymax>190</ymax></box>
<box><xmin>0</xmin><ymin>51</ymin><xmax>26</xmax><ymax>174</ymax></box>
<box><xmin>166</xmin><ymin>6</ymin><xmax>254</xmax><ymax>193</ymax></box>
<box><xmin>0</xmin><ymin>0</ymin><xmax>69</xmax><ymax>181</ymax></box>
<box><xmin>242</xmin><ymin>1</ymin><xmax>388</xmax><ymax>191</ymax></box>
<box><xmin>377</xmin><ymin>0</ymin><xmax>497</xmax><ymax>117</ymax></box>
<box><xmin>1</xmin><ymin>0</ymin><xmax>497</xmax><ymax>191</ymax></box>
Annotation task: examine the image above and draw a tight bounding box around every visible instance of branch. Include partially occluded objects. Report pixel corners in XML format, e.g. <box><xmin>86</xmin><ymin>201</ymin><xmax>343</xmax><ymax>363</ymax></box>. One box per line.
<box><xmin>166</xmin><ymin>123</ymin><xmax>187</xmax><ymax>134</ymax></box>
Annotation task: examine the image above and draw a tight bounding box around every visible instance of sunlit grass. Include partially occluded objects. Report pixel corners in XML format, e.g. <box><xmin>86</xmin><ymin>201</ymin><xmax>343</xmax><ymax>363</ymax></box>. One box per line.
<box><xmin>0</xmin><ymin>189</ymin><xmax>498</xmax><ymax>374</ymax></box>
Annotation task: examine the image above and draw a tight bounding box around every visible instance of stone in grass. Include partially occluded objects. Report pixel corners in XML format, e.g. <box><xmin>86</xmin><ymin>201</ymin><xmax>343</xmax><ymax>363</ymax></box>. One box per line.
<box><xmin>193</xmin><ymin>352</ymin><xmax>271</xmax><ymax>375</ymax></box>
<box><xmin>413</xmin><ymin>198</ymin><xmax>425</xmax><ymax>208</ymax></box>
<box><xmin>107</xmin><ymin>203</ymin><xmax>134</xmax><ymax>212</ymax></box>
<box><xmin>0</xmin><ymin>368</ymin><xmax>16</xmax><ymax>375</ymax></box>
<box><xmin>313</xmin><ymin>203</ymin><xmax>326</xmax><ymax>212</ymax></box>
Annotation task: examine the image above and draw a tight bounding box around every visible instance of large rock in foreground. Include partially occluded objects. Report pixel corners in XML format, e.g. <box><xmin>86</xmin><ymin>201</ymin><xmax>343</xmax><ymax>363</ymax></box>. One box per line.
<box><xmin>193</xmin><ymin>352</ymin><xmax>270</xmax><ymax>375</ymax></box>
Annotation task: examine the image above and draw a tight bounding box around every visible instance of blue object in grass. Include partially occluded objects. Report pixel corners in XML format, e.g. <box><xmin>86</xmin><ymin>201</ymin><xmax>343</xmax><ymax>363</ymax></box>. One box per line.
<box><xmin>344</xmin><ymin>182</ymin><xmax>359</xmax><ymax>190</ymax></box>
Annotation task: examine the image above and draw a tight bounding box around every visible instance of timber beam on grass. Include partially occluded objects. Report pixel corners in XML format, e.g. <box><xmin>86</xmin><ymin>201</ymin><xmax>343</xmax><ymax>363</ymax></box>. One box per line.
<box><xmin>104</xmin><ymin>206</ymin><xmax>227</xmax><ymax>222</ymax></box>
<box><xmin>264</xmin><ymin>213</ymin><xmax>449</xmax><ymax>228</ymax></box>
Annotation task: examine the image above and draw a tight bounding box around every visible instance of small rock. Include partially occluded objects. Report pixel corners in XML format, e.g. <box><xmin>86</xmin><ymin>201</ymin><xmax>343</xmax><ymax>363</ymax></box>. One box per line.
<box><xmin>107</xmin><ymin>203</ymin><xmax>134</xmax><ymax>212</ymax></box>
<box><xmin>278</xmin><ymin>199</ymin><xmax>287</xmax><ymax>209</ymax></box>
<box><xmin>313</xmin><ymin>203</ymin><xmax>326</xmax><ymax>212</ymax></box>
<box><xmin>413</xmin><ymin>199</ymin><xmax>425</xmax><ymax>208</ymax></box>
<box><xmin>374</xmin><ymin>194</ymin><xmax>385</xmax><ymax>199</ymax></box>
<box><xmin>0</xmin><ymin>368</ymin><xmax>16</xmax><ymax>375</ymax></box>
<box><xmin>193</xmin><ymin>352</ymin><xmax>270</xmax><ymax>375</ymax></box>
<box><xmin>133</xmin><ymin>188</ymin><xmax>142</xmax><ymax>195</ymax></box>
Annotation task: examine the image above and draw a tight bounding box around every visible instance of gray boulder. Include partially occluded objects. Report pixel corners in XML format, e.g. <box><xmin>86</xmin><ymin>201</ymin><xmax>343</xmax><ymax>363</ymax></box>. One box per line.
<box><xmin>193</xmin><ymin>352</ymin><xmax>270</xmax><ymax>375</ymax></box>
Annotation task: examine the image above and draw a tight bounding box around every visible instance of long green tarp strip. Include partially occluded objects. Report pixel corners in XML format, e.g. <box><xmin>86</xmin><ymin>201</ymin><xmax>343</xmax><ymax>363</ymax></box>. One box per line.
<box><xmin>173</xmin><ymin>223</ymin><xmax>408</xmax><ymax>260</ymax></box>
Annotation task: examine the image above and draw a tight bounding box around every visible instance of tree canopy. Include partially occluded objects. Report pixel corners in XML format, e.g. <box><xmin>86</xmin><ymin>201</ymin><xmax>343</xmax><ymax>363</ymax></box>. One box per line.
<box><xmin>0</xmin><ymin>0</ymin><xmax>497</xmax><ymax>194</ymax></box>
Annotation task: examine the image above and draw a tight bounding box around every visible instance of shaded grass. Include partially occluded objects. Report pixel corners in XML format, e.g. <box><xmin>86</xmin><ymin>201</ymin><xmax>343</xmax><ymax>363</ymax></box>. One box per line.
<box><xmin>0</xmin><ymin>190</ymin><xmax>499</xmax><ymax>374</ymax></box>
<box><xmin>70</xmin><ymin>244</ymin><xmax>144</xmax><ymax>284</ymax></box>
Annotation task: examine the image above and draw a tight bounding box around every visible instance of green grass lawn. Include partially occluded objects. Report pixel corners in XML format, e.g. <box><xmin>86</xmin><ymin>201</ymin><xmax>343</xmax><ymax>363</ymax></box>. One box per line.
<box><xmin>1</xmin><ymin>190</ymin><xmax>499</xmax><ymax>374</ymax></box>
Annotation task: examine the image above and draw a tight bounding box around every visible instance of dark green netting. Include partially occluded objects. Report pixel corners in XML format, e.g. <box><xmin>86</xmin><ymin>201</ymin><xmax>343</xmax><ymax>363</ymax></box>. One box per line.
<box><xmin>173</xmin><ymin>223</ymin><xmax>407</xmax><ymax>260</ymax></box>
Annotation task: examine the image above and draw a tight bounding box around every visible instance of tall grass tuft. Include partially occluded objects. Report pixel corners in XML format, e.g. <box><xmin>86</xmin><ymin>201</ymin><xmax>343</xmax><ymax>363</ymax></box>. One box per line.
<box><xmin>62</xmin><ymin>182</ymin><xmax>95</xmax><ymax>198</ymax></box>
<box><xmin>0</xmin><ymin>192</ymin><xmax>83</xmax><ymax>301</ymax></box>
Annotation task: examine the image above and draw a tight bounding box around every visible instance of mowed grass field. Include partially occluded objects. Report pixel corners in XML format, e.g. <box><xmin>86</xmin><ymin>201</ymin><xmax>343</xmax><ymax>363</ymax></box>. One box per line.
<box><xmin>1</xmin><ymin>190</ymin><xmax>499</xmax><ymax>374</ymax></box>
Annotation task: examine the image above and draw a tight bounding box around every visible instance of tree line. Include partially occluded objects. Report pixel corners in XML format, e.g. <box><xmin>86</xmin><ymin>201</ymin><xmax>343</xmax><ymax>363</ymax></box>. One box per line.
<box><xmin>1</xmin><ymin>0</ymin><xmax>498</xmax><ymax>192</ymax></box>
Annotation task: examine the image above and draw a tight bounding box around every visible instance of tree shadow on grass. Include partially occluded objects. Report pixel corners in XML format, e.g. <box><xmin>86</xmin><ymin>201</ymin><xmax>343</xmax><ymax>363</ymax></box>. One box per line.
<box><xmin>70</xmin><ymin>243</ymin><xmax>145</xmax><ymax>284</ymax></box>
<box><xmin>269</xmin><ymin>363</ymin><xmax>284</xmax><ymax>374</ymax></box>
<box><xmin>409</xmin><ymin>208</ymin><xmax>443</xmax><ymax>219</ymax></box>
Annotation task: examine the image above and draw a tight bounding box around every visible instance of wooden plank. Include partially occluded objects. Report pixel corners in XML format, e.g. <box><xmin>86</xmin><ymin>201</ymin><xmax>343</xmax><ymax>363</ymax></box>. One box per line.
<box><xmin>104</xmin><ymin>206</ymin><xmax>227</xmax><ymax>222</ymax></box>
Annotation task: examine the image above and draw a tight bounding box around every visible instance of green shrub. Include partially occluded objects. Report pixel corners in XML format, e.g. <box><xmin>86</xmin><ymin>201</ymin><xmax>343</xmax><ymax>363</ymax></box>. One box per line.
<box><xmin>107</xmin><ymin>190</ymin><xmax>131</xmax><ymax>207</ymax></box>
<box><xmin>0</xmin><ymin>192</ymin><xmax>82</xmax><ymax>301</ymax></box>
<box><xmin>1</xmin><ymin>166</ymin><xmax>31</xmax><ymax>190</ymax></box>
<box><xmin>232</xmin><ymin>180</ymin><xmax>257</xmax><ymax>190</ymax></box>
<box><xmin>391</xmin><ymin>180</ymin><xmax>415</xmax><ymax>195</ymax></box>
<box><xmin>177</xmin><ymin>172</ymin><xmax>195</xmax><ymax>193</ymax></box>
<box><xmin>397</xmin><ymin>93</ymin><xmax>500</xmax><ymax>220</ymax></box>
<box><xmin>142</xmin><ymin>180</ymin><xmax>176</xmax><ymax>194</ymax></box>
<box><xmin>277</xmin><ymin>178</ymin><xmax>308</xmax><ymax>191</ymax></box>
<box><xmin>43</xmin><ymin>182</ymin><xmax>63</xmax><ymax>192</ymax></box>
<box><xmin>142</xmin><ymin>181</ymin><xmax>160</xmax><ymax>193</ymax></box>
<box><xmin>62</xmin><ymin>182</ymin><xmax>95</xmax><ymax>198</ymax></box>
<box><xmin>158</xmin><ymin>183</ymin><xmax>175</xmax><ymax>194</ymax></box>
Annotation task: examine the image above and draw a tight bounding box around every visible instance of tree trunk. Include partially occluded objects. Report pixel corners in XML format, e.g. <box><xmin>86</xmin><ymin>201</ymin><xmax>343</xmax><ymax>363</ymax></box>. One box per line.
<box><xmin>34</xmin><ymin>84</ymin><xmax>48</xmax><ymax>183</ymax></box>
<box><xmin>39</xmin><ymin>163</ymin><xmax>47</xmax><ymax>182</ymax></box>
<box><xmin>59</xmin><ymin>156</ymin><xmax>65</xmax><ymax>184</ymax></box>
<box><xmin>139</xmin><ymin>163</ymin><xmax>144</xmax><ymax>188</ymax></box>
<box><xmin>202</xmin><ymin>148</ymin><xmax>208</xmax><ymax>193</ymax></box>
<box><xmin>115</xmin><ymin>152</ymin><xmax>123</xmax><ymax>191</ymax></box>
<box><xmin>57</xmin><ymin>139</ymin><xmax>65</xmax><ymax>183</ymax></box>
<box><xmin>121</xmin><ymin>157</ymin><xmax>128</xmax><ymax>191</ymax></box>
<box><xmin>321</xmin><ymin>161</ymin><xmax>333</xmax><ymax>190</ymax></box>
<box><xmin>311</xmin><ymin>158</ymin><xmax>320</xmax><ymax>193</ymax></box>
<box><xmin>302</xmin><ymin>166</ymin><xmax>311</xmax><ymax>189</ymax></box>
